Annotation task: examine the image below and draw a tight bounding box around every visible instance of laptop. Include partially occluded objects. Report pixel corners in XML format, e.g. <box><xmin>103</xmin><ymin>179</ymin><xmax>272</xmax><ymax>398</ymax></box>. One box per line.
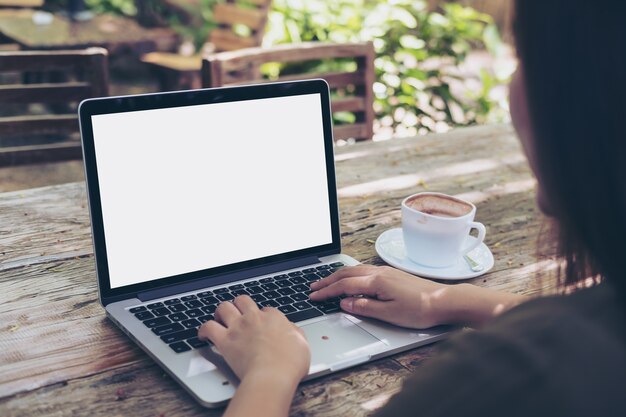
<box><xmin>78</xmin><ymin>80</ymin><xmax>449</xmax><ymax>408</ymax></box>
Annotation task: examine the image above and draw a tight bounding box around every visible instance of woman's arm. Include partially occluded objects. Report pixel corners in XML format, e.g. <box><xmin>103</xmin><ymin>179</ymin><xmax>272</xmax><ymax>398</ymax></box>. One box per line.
<box><xmin>310</xmin><ymin>265</ymin><xmax>526</xmax><ymax>328</ymax></box>
<box><xmin>198</xmin><ymin>296</ymin><xmax>310</xmax><ymax>417</ymax></box>
<box><xmin>198</xmin><ymin>265</ymin><xmax>526</xmax><ymax>417</ymax></box>
<box><xmin>223</xmin><ymin>370</ymin><xmax>300</xmax><ymax>417</ymax></box>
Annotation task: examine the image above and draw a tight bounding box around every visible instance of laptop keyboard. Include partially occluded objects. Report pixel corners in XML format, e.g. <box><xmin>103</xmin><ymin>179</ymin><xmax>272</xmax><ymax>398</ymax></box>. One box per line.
<box><xmin>128</xmin><ymin>262</ymin><xmax>345</xmax><ymax>353</ymax></box>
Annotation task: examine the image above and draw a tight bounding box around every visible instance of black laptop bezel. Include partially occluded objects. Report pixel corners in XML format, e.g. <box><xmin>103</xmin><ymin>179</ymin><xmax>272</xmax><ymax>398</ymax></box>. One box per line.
<box><xmin>79</xmin><ymin>80</ymin><xmax>341</xmax><ymax>306</ymax></box>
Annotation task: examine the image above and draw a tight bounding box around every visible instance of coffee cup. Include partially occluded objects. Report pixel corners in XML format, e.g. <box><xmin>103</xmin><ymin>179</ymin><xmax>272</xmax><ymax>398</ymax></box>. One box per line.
<box><xmin>401</xmin><ymin>192</ymin><xmax>486</xmax><ymax>268</ymax></box>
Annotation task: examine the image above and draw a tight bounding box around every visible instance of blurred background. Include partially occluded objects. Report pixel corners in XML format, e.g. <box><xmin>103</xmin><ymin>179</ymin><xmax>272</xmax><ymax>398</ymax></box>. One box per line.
<box><xmin>0</xmin><ymin>0</ymin><xmax>516</xmax><ymax>191</ymax></box>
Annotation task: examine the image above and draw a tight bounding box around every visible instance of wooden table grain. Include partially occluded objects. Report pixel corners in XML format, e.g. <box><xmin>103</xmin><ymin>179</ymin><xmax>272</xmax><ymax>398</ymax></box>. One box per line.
<box><xmin>0</xmin><ymin>9</ymin><xmax>177</xmax><ymax>55</ymax></box>
<box><xmin>0</xmin><ymin>124</ymin><xmax>558</xmax><ymax>416</ymax></box>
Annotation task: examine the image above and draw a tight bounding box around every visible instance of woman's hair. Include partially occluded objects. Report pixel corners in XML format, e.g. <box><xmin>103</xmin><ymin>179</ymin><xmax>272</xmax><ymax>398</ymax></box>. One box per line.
<box><xmin>513</xmin><ymin>1</ymin><xmax>626</xmax><ymax>299</ymax></box>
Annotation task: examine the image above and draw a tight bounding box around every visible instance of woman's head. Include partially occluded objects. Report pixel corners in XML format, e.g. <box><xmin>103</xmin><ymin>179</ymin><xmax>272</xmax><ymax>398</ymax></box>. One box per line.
<box><xmin>511</xmin><ymin>1</ymin><xmax>626</xmax><ymax>293</ymax></box>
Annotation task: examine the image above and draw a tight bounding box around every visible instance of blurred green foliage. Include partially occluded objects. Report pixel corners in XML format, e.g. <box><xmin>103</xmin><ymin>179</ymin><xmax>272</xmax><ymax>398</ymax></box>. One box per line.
<box><xmin>266</xmin><ymin>0</ymin><xmax>510</xmax><ymax>136</ymax></box>
<box><xmin>83</xmin><ymin>0</ymin><xmax>136</xmax><ymax>15</ymax></box>
<box><xmin>47</xmin><ymin>0</ymin><xmax>510</xmax><ymax>136</ymax></box>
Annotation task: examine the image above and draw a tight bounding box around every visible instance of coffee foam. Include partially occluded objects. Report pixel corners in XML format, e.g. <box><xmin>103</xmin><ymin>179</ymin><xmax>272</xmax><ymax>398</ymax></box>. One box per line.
<box><xmin>405</xmin><ymin>194</ymin><xmax>472</xmax><ymax>218</ymax></box>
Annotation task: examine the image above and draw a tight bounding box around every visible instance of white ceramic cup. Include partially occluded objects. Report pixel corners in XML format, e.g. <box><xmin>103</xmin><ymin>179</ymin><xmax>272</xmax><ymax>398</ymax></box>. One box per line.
<box><xmin>401</xmin><ymin>192</ymin><xmax>486</xmax><ymax>268</ymax></box>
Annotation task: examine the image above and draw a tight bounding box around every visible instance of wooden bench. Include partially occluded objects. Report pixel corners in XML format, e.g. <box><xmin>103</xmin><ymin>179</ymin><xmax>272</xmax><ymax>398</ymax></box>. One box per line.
<box><xmin>202</xmin><ymin>42</ymin><xmax>376</xmax><ymax>142</ymax></box>
<box><xmin>0</xmin><ymin>48</ymin><xmax>108</xmax><ymax>166</ymax></box>
<box><xmin>142</xmin><ymin>0</ymin><xmax>272</xmax><ymax>91</ymax></box>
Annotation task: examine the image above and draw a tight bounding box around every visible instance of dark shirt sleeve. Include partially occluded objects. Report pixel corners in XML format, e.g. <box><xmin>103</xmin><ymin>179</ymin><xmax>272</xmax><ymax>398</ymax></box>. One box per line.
<box><xmin>372</xmin><ymin>286</ymin><xmax>626</xmax><ymax>417</ymax></box>
<box><xmin>373</xmin><ymin>328</ymin><xmax>548</xmax><ymax>417</ymax></box>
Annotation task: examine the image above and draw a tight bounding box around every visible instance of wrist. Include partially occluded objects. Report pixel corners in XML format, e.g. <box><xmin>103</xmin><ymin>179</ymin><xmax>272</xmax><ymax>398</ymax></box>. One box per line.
<box><xmin>243</xmin><ymin>366</ymin><xmax>303</xmax><ymax>391</ymax></box>
<box><xmin>224</xmin><ymin>365</ymin><xmax>302</xmax><ymax>417</ymax></box>
<box><xmin>434</xmin><ymin>283</ymin><xmax>526</xmax><ymax>327</ymax></box>
<box><xmin>424</xmin><ymin>283</ymin><xmax>465</xmax><ymax>326</ymax></box>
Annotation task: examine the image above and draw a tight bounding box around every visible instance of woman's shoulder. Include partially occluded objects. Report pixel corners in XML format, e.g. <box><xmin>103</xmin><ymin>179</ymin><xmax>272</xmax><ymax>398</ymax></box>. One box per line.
<box><xmin>374</xmin><ymin>283</ymin><xmax>626</xmax><ymax>417</ymax></box>
<box><xmin>497</xmin><ymin>281</ymin><xmax>626</xmax><ymax>344</ymax></box>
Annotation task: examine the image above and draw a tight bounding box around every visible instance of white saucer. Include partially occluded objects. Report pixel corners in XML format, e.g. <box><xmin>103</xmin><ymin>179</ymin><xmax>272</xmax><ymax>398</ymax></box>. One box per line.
<box><xmin>375</xmin><ymin>228</ymin><xmax>494</xmax><ymax>280</ymax></box>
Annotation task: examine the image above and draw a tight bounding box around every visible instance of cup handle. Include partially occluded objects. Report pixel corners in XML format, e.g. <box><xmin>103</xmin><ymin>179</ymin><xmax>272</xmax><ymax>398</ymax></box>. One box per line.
<box><xmin>462</xmin><ymin>222</ymin><xmax>486</xmax><ymax>254</ymax></box>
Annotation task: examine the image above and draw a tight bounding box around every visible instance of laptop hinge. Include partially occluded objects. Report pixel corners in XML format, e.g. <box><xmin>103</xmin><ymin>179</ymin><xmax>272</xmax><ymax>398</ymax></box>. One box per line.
<box><xmin>137</xmin><ymin>256</ymin><xmax>321</xmax><ymax>302</ymax></box>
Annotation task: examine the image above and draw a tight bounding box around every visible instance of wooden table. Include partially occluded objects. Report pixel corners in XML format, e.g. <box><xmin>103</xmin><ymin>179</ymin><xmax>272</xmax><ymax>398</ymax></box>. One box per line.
<box><xmin>0</xmin><ymin>124</ymin><xmax>558</xmax><ymax>416</ymax></box>
<box><xmin>0</xmin><ymin>1</ymin><xmax>44</xmax><ymax>7</ymax></box>
<box><xmin>0</xmin><ymin>9</ymin><xmax>177</xmax><ymax>55</ymax></box>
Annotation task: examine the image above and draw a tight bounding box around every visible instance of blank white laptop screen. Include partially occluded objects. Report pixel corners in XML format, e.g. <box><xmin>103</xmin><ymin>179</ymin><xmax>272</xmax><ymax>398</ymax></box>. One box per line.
<box><xmin>91</xmin><ymin>93</ymin><xmax>333</xmax><ymax>289</ymax></box>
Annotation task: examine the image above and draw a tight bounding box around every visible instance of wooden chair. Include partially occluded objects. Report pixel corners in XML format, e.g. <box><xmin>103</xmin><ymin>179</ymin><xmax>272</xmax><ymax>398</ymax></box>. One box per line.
<box><xmin>141</xmin><ymin>0</ymin><xmax>271</xmax><ymax>91</ymax></box>
<box><xmin>0</xmin><ymin>47</ymin><xmax>108</xmax><ymax>167</ymax></box>
<box><xmin>202</xmin><ymin>41</ymin><xmax>376</xmax><ymax>141</ymax></box>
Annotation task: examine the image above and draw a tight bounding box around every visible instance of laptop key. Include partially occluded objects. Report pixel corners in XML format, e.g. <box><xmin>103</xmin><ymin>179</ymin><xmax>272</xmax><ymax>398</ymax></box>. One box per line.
<box><xmin>293</xmin><ymin>301</ymin><xmax>313</xmax><ymax>310</ymax></box>
<box><xmin>232</xmin><ymin>289</ymin><xmax>249</xmax><ymax>296</ymax></box>
<box><xmin>214</xmin><ymin>288</ymin><xmax>229</xmax><ymax>294</ymax></box>
<box><xmin>291</xmin><ymin>284</ymin><xmax>309</xmax><ymax>293</ymax></box>
<box><xmin>198</xmin><ymin>314</ymin><xmax>214</xmax><ymax>323</ymax></box>
<box><xmin>243</xmin><ymin>280</ymin><xmax>259</xmax><ymax>287</ymax></box>
<box><xmin>147</xmin><ymin>302</ymin><xmax>164</xmax><ymax>309</ymax></box>
<box><xmin>291</xmin><ymin>293</ymin><xmax>308</xmax><ymax>302</ymax></box>
<box><xmin>304</xmin><ymin>274</ymin><xmax>320</xmax><ymax>282</ymax></box>
<box><xmin>201</xmin><ymin>305</ymin><xmax>217</xmax><ymax>314</ymax></box>
<box><xmin>164</xmin><ymin>298</ymin><xmax>181</xmax><ymax>305</ymax></box>
<box><xmin>327</xmin><ymin>297</ymin><xmax>341</xmax><ymax>305</ymax></box>
<box><xmin>201</xmin><ymin>296</ymin><xmax>219</xmax><ymax>305</ymax></box>
<box><xmin>228</xmin><ymin>284</ymin><xmax>244</xmax><ymax>291</ymax></box>
<box><xmin>289</xmin><ymin>276</ymin><xmax>306</xmax><ymax>284</ymax></box>
<box><xmin>288</xmin><ymin>271</ymin><xmax>303</xmax><ymax>277</ymax></box>
<box><xmin>260</xmin><ymin>283</ymin><xmax>278</xmax><ymax>291</ymax></box>
<box><xmin>330</xmin><ymin>262</ymin><xmax>345</xmax><ymax>268</ymax></box>
<box><xmin>276</xmin><ymin>280</ymin><xmax>292</xmax><ymax>288</ymax></box>
<box><xmin>181</xmin><ymin>295</ymin><xmax>197</xmax><ymax>301</ymax></box>
<box><xmin>247</xmin><ymin>286</ymin><xmax>263</xmax><ymax>294</ymax></box>
<box><xmin>169</xmin><ymin>303</ymin><xmax>187</xmax><ymax>313</ymax></box>
<box><xmin>317</xmin><ymin>270</ymin><xmax>332</xmax><ymax>278</ymax></box>
<box><xmin>196</xmin><ymin>290</ymin><xmax>213</xmax><ymax>298</ymax></box>
<box><xmin>316</xmin><ymin>265</ymin><xmax>331</xmax><ymax>270</ymax></box>
<box><xmin>153</xmin><ymin>307</ymin><xmax>170</xmax><ymax>317</ymax></box>
<box><xmin>277</xmin><ymin>287</ymin><xmax>295</xmax><ymax>296</ymax></box>
<box><xmin>186</xmin><ymin>309</ymin><xmax>203</xmax><ymax>318</ymax></box>
<box><xmin>187</xmin><ymin>337</ymin><xmax>209</xmax><ymax>349</ymax></box>
<box><xmin>278</xmin><ymin>305</ymin><xmax>297</xmax><ymax>314</ymax></box>
<box><xmin>302</xmin><ymin>268</ymin><xmax>316</xmax><ymax>273</ymax></box>
<box><xmin>169</xmin><ymin>341</ymin><xmax>191</xmax><ymax>353</ymax></box>
<box><xmin>263</xmin><ymin>290</ymin><xmax>280</xmax><ymax>299</ymax></box>
<box><xmin>318</xmin><ymin>304</ymin><xmax>341</xmax><ymax>314</ymax></box>
<box><xmin>152</xmin><ymin>322</ymin><xmax>184</xmax><ymax>336</ymax></box>
<box><xmin>276</xmin><ymin>296</ymin><xmax>294</xmax><ymax>306</ymax></box>
<box><xmin>259</xmin><ymin>277</ymin><xmax>274</xmax><ymax>283</ymax></box>
<box><xmin>250</xmin><ymin>294</ymin><xmax>266</xmax><ymax>303</ymax></box>
<box><xmin>161</xmin><ymin>328</ymin><xmax>197</xmax><ymax>344</ymax></box>
<box><xmin>168</xmin><ymin>312</ymin><xmax>188</xmax><ymax>322</ymax></box>
<box><xmin>285</xmin><ymin>308</ymin><xmax>324</xmax><ymax>323</ymax></box>
<box><xmin>259</xmin><ymin>300</ymin><xmax>279</xmax><ymax>308</ymax></box>
<box><xmin>143</xmin><ymin>316</ymin><xmax>171</xmax><ymax>328</ymax></box>
<box><xmin>182</xmin><ymin>318</ymin><xmax>201</xmax><ymax>329</ymax></box>
<box><xmin>216</xmin><ymin>293</ymin><xmax>235</xmax><ymax>302</ymax></box>
<box><xmin>129</xmin><ymin>306</ymin><xmax>146</xmax><ymax>313</ymax></box>
<box><xmin>134</xmin><ymin>311</ymin><xmax>154</xmax><ymax>320</ymax></box>
<box><xmin>184</xmin><ymin>300</ymin><xmax>203</xmax><ymax>309</ymax></box>
<box><xmin>273</xmin><ymin>274</ymin><xmax>289</xmax><ymax>280</ymax></box>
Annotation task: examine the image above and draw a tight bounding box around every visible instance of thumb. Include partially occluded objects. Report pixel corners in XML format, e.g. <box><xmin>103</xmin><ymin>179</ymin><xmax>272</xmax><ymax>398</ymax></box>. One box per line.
<box><xmin>340</xmin><ymin>297</ymin><xmax>391</xmax><ymax>321</ymax></box>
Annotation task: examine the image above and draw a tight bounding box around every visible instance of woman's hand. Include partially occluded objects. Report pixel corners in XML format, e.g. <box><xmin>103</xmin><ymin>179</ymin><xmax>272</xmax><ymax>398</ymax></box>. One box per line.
<box><xmin>310</xmin><ymin>265</ymin><xmax>448</xmax><ymax>328</ymax></box>
<box><xmin>198</xmin><ymin>295</ymin><xmax>310</xmax><ymax>384</ymax></box>
<box><xmin>309</xmin><ymin>265</ymin><xmax>526</xmax><ymax>328</ymax></box>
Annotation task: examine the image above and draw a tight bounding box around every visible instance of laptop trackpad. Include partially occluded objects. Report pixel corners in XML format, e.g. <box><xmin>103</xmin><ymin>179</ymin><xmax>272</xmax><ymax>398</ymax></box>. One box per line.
<box><xmin>301</xmin><ymin>315</ymin><xmax>386</xmax><ymax>372</ymax></box>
